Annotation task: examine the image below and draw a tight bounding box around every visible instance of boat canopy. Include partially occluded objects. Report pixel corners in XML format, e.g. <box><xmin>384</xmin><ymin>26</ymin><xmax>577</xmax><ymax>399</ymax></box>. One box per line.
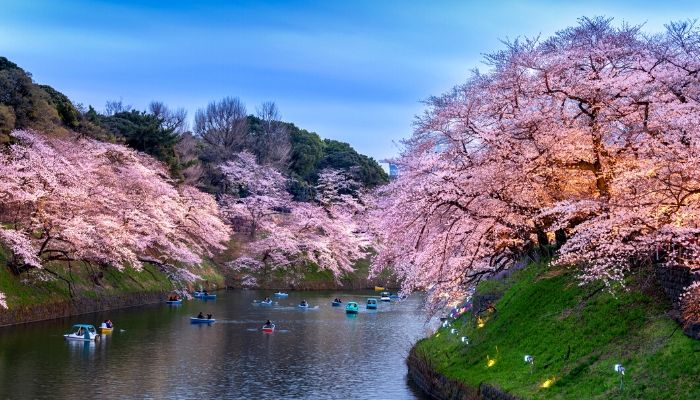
<box><xmin>72</xmin><ymin>324</ymin><xmax>95</xmax><ymax>330</ymax></box>
<box><xmin>367</xmin><ymin>298</ymin><xmax>377</xmax><ymax>304</ymax></box>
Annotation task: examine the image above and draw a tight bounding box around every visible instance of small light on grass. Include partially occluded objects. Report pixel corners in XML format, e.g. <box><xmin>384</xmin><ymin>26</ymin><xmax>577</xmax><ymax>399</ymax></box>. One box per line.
<box><xmin>524</xmin><ymin>355</ymin><xmax>534</xmax><ymax>374</ymax></box>
<box><xmin>540</xmin><ymin>377</ymin><xmax>555</xmax><ymax>388</ymax></box>
<box><xmin>614</xmin><ymin>364</ymin><xmax>626</xmax><ymax>391</ymax></box>
<box><xmin>460</xmin><ymin>336</ymin><xmax>469</xmax><ymax>344</ymax></box>
<box><xmin>486</xmin><ymin>355</ymin><xmax>496</xmax><ymax>368</ymax></box>
<box><xmin>450</xmin><ymin>328</ymin><xmax>457</xmax><ymax>334</ymax></box>
<box><xmin>477</xmin><ymin>316</ymin><xmax>485</xmax><ymax>328</ymax></box>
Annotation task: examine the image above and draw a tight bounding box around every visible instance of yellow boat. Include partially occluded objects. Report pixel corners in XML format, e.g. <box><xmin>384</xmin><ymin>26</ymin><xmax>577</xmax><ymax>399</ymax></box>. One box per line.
<box><xmin>374</xmin><ymin>286</ymin><xmax>385</xmax><ymax>291</ymax></box>
<box><xmin>98</xmin><ymin>326</ymin><xmax>113</xmax><ymax>334</ymax></box>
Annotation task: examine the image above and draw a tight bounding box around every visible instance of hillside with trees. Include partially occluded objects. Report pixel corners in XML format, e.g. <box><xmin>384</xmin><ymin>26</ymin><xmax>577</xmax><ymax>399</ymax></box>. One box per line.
<box><xmin>0</xmin><ymin>56</ymin><xmax>387</xmax><ymax>314</ymax></box>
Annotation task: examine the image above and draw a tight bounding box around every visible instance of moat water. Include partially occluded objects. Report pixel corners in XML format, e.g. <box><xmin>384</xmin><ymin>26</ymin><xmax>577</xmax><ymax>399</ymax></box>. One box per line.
<box><xmin>0</xmin><ymin>290</ymin><xmax>434</xmax><ymax>399</ymax></box>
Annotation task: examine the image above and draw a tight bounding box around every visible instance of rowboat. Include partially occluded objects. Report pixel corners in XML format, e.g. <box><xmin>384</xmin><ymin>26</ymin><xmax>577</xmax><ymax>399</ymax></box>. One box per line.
<box><xmin>201</xmin><ymin>294</ymin><xmax>216</xmax><ymax>300</ymax></box>
<box><xmin>298</xmin><ymin>303</ymin><xmax>310</xmax><ymax>309</ymax></box>
<box><xmin>273</xmin><ymin>292</ymin><xmax>289</xmax><ymax>297</ymax></box>
<box><xmin>331</xmin><ymin>300</ymin><xmax>342</xmax><ymax>307</ymax></box>
<box><xmin>166</xmin><ymin>299</ymin><xmax>182</xmax><ymax>305</ymax></box>
<box><xmin>262</xmin><ymin>324</ymin><xmax>275</xmax><ymax>333</ymax></box>
<box><xmin>98</xmin><ymin>326</ymin><xmax>113</xmax><ymax>334</ymax></box>
<box><xmin>380</xmin><ymin>292</ymin><xmax>391</xmax><ymax>302</ymax></box>
<box><xmin>260</xmin><ymin>299</ymin><xmax>273</xmax><ymax>305</ymax></box>
<box><xmin>374</xmin><ymin>286</ymin><xmax>385</xmax><ymax>291</ymax></box>
<box><xmin>190</xmin><ymin>317</ymin><xmax>216</xmax><ymax>324</ymax></box>
<box><xmin>64</xmin><ymin>324</ymin><xmax>99</xmax><ymax>341</ymax></box>
<box><xmin>366</xmin><ymin>298</ymin><xmax>378</xmax><ymax>310</ymax></box>
<box><xmin>345</xmin><ymin>302</ymin><xmax>359</xmax><ymax>314</ymax></box>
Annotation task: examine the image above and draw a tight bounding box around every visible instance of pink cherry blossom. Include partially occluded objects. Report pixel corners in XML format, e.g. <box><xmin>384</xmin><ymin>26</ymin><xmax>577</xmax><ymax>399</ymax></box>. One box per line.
<box><xmin>220</xmin><ymin>156</ymin><xmax>369</xmax><ymax>278</ymax></box>
<box><xmin>371</xmin><ymin>18</ymin><xmax>700</xmax><ymax>305</ymax></box>
<box><xmin>0</xmin><ymin>130</ymin><xmax>230</xmax><ymax>280</ymax></box>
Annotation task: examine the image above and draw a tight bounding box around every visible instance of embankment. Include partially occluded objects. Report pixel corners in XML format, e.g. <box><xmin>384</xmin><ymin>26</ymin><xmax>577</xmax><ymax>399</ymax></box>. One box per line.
<box><xmin>0</xmin><ymin>290</ymin><xmax>167</xmax><ymax>326</ymax></box>
<box><xmin>225</xmin><ymin>257</ymin><xmax>398</xmax><ymax>291</ymax></box>
<box><xmin>0</xmin><ymin>248</ymin><xmax>225</xmax><ymax>326</ymax></box>
<box><xmin>408</xmin><ymin>262</ymin><xmax>700</xmax><ymax>400</ymax></box>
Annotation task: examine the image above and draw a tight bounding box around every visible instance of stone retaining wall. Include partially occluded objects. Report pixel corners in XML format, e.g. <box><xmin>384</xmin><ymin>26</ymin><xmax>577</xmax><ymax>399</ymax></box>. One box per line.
<box><xmin>654</xmin><ymin>265</ymin><xmax>700</xmax><ymax>339</ymax></box>
<box><xmin>655</xmin><ymin>265</ymin><xmax>699</xmax><ymax>307</ymax></box>
<box><xmin>407</xmin><ymin>347</ymin><xmax>521</xmax><ymax>400</ymax></box>
<box><xmin>0</xmin><ymin>290</ymin><xmax>168</xmax><ymax>327</ymax></box>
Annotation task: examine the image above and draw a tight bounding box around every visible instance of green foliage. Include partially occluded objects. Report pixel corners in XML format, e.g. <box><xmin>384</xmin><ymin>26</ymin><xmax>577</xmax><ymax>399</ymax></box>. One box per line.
<box><xmin>285</xmin><ymin>125</ymin><xmax>388</xmax><ymax>200</ymax></box>
<box><xmin>319</xmin><ymin>139</ymin><xmax>388</xmax><ymax>188</ymax></box>
<box><xmin>39</xmin><ymin>84</ymin><xmax>80</xmax><ymax>128</ymax></box>
<box><xmin>289</xmin><ymin>126</ymin><xmax>325</xmax><ymax>179</ymax></box>
<box><xmin>99</xmin><ymin>110</ymin><xmax>183</xmax><ymax>177</ymax></box>
<box><xmin>0</xmin><ymin>56</ymin><xmax>98</xmax><ymax>135</ymax></box>
<box><xmin>0</xmin><ymin>104</ymin><xmax>15</xmax><ymax>135</ymax></box>
<box><xmin>416</xmin><ymin>264</ymin><xmax>700</xmax><ymax>399</ymax></box>
<box><xmin>0</xmin><ymin>57</ymin><xmax>20</xmax><ymax>72</ymax></box>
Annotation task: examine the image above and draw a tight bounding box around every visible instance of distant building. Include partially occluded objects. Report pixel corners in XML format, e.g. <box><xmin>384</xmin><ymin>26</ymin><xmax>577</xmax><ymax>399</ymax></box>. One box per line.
<box><xmin>389</xmin><ymin>163</ymin><xmax>399</xmax><ymax>180</ymax></box>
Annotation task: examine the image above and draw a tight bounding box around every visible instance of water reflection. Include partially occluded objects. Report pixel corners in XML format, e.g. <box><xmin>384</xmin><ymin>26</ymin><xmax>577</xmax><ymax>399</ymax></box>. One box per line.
<box><xmin>65</xmin><ymin>339</ymin><xmax>98</xmax><ymax>356</ymax></box>
<box><xmin>0</xmin><ymin>290</ymin><xmax>433</xmax><ymax>399</ymax></box>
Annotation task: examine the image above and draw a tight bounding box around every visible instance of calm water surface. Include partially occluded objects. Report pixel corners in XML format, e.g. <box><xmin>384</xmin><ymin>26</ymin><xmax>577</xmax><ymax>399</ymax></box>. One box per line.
<box><xmin>0</xmin><ymin>290</ymin><xmax>434</xmax><ymax>399</ymax></box>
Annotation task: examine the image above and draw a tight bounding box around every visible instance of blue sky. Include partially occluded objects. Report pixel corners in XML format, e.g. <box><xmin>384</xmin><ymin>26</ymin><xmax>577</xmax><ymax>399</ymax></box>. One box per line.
<box><xmin>1</xmin><ymin>0</ymin><xmax>698</xmax><ymax>161</ymax></box>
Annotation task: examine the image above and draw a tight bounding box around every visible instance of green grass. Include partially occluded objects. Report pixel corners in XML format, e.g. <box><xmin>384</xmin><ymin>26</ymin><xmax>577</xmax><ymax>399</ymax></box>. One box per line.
<box><xmin>415</xmin><ymin>263</ymin><xmax>700</xmax><ymax>399</ymax></box>
<box><xmin>0</xmin><ymin>246</ymin><xmax>225</xmax><ymax>309</ymax></box>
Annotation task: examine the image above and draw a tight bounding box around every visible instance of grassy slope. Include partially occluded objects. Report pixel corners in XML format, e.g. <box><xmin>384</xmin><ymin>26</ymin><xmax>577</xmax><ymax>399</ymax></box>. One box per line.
<box><xmin>415</xmin><ymin>263</ymin><xmax>700</xmax><ymax>399</ymax></box>
<box><xmin>0</xmin><ymin>246</ymin><xmax>224</xmax><ymax>309</ymax></box>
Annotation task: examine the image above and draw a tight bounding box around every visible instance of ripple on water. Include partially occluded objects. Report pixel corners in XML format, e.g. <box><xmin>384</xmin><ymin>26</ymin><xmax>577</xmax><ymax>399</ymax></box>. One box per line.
<box><xmin>0</xmin><ymin>290</ymin><xmax>435</xmax><ymax>399</ymax></box>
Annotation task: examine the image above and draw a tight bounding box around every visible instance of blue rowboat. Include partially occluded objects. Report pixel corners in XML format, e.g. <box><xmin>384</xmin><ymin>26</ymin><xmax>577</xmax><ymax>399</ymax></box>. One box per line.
<box><xmin>166</xmin><ymin>300</ymin><xmax>182</xmax><ymax>305</ymax></box>
<box><xmin>298</xmin><ymin>303</ymin><xmax>310</xmax><ymax>309</ymax></box>
<box><xmin>366</xmin><ymin>298</ymin><xmax>378</xmax><ymax>310</ymax></box>
<box><xmin>331</xmin><ymin>301</ymin><xmax>342</xmax><ymax>307</ymax></box>
<box><xmin>345</xmin><ymin>302</ymin><xmax>359</xmax><ymax>314</ymax></box>
<box><xmin>260</xmin><ymin>299</ymin><xmax>273</xmax><ymax>305</ymax></box>
<box><xmin>200</xmin><ymin>294</ymin><xmax>216</xmax><ymax>300</ymax></box>
<box><xmin>273</xmin><ymin>292</ymin><xmax>289</xmax><ymax>297</ymax></box>
<box><xmin>190</xmin><ymin>317</ymin><xmax>215</xmax><ymax>324</ymax></box>
<box><xmin>380</xmin><ymin>292</ymin><xmax>391</xmax><ymax>302</ymax></box>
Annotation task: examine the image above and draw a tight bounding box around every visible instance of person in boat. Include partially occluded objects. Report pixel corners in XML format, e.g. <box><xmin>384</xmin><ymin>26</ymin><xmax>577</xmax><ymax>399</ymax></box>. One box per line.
<box><xmin>76</xmin><ymin>327</ymin><xmax>83</xmax><ymax>336</ymax></box>
<box><xmin>197</xmin><ymin>312</ymin><xmax>204</xmax><ymax>319</ymax></box>
<box><xmin>265</xmin><ymin>297</ymin><xmax>271</xmax><ymax>302</ymax></box>
<box><xmin>263</xmin><ymin>319</ymin><xmax>272</xmax><ymax>328</ymax></box>
<box><xmin>203</xmin><ymin>290</ymin><xmax>208</xmax><ymax>295</ymax></box>
<box><xmin>107</xmin><ymin>320</ymin><xmax>113</xmax><ymax>328</ymax></box>
<box><xmin>207</xmin><ymin>314</ymin><xmax>213</xmax><ymax>320</ymax></box>
<box><xmin>300</xmin><ymin>300</ymin><xmax>308</xmax><ymax>307</ymax></box>
<box><xmin>101</xmin><ymin>320</ymin><xmax>108</xmax><ymax>329</ymax></box>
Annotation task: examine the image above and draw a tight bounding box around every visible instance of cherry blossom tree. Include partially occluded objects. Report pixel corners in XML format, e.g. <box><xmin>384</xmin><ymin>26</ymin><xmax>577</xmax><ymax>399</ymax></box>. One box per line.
<box><xmin>0</xmin><ymin>130</ymin><xmax>230</xmax><ymax>282</ymax></box>
<box><xmin>219</xmin><ymin>151</ymin><xmax>289</xmax><ymax>237</ymax></box>
<box><xmin>220</xmin><ymin>156</ymin><xmax>369</xmax><ymax>279</ymax></box>
<box><xmin>372</xmin><ymin>17</ymin><xmax>700</xmax><ymax>306</ymax></box>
